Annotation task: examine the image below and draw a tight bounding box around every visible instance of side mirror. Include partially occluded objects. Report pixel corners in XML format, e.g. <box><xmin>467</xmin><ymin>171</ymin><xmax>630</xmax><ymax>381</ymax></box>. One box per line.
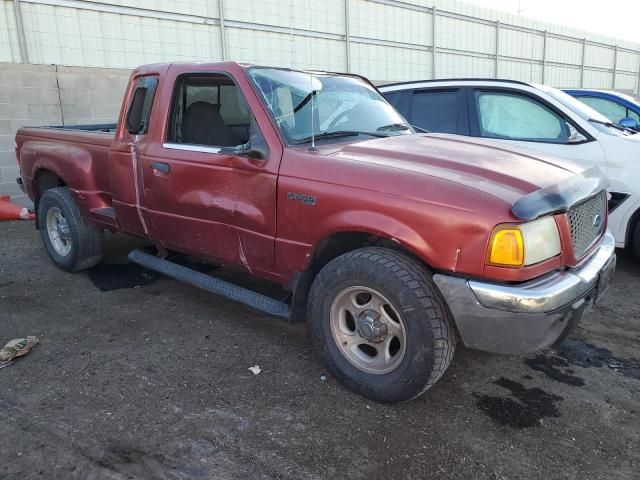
<box><xmin>219</xmin><ymin>134</ymin><xmax>269</xmax><ymax>160</ymax></box>
<box><xmin>619</xmin><ymin>117</ymin><xmax>639</xmax><ymax>131</ymax></box>
<box><xmin>567</xmin><ymin>123</ymin><xmax>587</xmax><ymax>144</ymax></box>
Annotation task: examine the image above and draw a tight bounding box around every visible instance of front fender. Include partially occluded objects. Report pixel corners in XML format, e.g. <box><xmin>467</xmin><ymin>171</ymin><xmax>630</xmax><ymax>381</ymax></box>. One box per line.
<box><xmin>313</xmin><ymin>209</ymin><xmax>438</xmax><ymax>266</ymax></box>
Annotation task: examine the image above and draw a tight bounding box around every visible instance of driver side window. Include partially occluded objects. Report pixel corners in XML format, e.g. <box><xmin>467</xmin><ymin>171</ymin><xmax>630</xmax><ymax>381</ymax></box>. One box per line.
<box><xmin>167</xmin><ymin>74</ymin><xmax>252</xmax><ymax>148</ymax></box>
<box><xmin>474</xmin><ymin>91</ymin><xmax>568</xmax><ymax>143</ymax></box>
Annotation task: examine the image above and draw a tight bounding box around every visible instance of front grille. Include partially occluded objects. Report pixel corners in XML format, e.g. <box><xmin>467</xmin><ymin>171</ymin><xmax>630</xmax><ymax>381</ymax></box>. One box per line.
<box><xmin>568</xmin><ymin>191</ymin><xmax>606</xmax><ymax>259</ymax></box>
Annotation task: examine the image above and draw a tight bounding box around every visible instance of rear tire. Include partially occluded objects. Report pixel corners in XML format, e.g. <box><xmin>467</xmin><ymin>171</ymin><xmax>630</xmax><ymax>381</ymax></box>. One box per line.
<box><xmin>37</xmin><ymin>187</ymin><xmax>103</xmax><ymax>272</ymax></box>
<box><xmin>308</xmin><ymin>247</ymin><xmax>456</xmax><ymax>403</ymax></box>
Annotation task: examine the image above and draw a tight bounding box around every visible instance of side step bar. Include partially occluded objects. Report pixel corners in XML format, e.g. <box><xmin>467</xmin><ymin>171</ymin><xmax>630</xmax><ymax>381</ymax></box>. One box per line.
<box><xmin>128</xmin><ymin>249</ymin><xmax>291</xmax><ymax>320</ymax></box>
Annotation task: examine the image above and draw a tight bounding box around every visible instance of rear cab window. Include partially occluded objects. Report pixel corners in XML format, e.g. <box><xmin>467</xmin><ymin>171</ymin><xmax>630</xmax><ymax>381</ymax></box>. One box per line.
<box><xmin>125</xmin><ymin>76</ymin><xmax>159</xmax><ymax>135</ymax></box>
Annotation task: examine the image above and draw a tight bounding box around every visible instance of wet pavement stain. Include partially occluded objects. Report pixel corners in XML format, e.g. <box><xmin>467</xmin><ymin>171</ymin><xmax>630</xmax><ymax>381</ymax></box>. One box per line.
<box><xmin>87</xmin><ymin>264</ymin><xmax>159</xmax><ymax>292</ymax></box>
<box><xmin>474</xmin><ymin>378</ymin><xmax>563</xmax><ymax>429</ymax></box>
<box><xmin>526</xmin><ymin>337</ymin><xmax>640</xmax><ymax>383</ymax></box>
<box><xmin>86</xmin><ymin>254</ymin><xmax>214</xmax><ymax>292</ymax></box>
<box><xmin>524</xmin><ymin>355</ymin><xmax>585</xmax><ymax>386</ymax></box>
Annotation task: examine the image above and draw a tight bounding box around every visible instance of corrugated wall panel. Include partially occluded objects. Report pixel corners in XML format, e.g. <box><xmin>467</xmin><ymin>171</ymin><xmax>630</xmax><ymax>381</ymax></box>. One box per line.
<box><xmin>499</xmin><ymin>60</ymin><xmax>542</xmax><ymax>84</ymax></box>
<box><xmin>615</xmin><ymin>73</ymin><xmax>637</xmax><ymax>91</ymax></box>
<box><xmin>545</xmin><ymin>37</ymin><xmax>583</xmax><ymax>66</ymax></box>
<box><xmin>437</xmin><ymin>16</ymin><xmax>495</xmax><ymax>55</ymax></box>
<box><xmin>0</xmin><ymin>0</ymin><xmax>638</xmax><ymax>92</ymax></box>
<box><xmin>92</xmin><ymin>0</ymin><xmax>218</xmax><ymax>17</ymax></box>
<box><xmin>583</xmin><ymin>69</ymin><xmax>614</xmax><ymax>89</ymax></box>
<box><xmin>226</xmin><ymin>28</ymin><xmax>292</xmax><ymax>68</ymax></box>
<box><xmin>585</xmin><ymin>43</ymin><xmax>615</xmax><ymax>69</ymax></box>
<box><xmin>498</xmin><ymin>28</ymin><xmax>544</xmax><ymax>62</ymax></box>
<box><xmin>0</xmin><ymin>2</ymin><xmax>21</xmax><ymax>62</ymax></box>
<box><xmin>350</xmin><ymin>42</ymin><xmax>431</xmax><ymax>82</ymax></box>
<box><xmin>20</xmin><ymin>3</ymin><xmax>221</xmax><ymax>68</ymax></box>
<box><xmin>436</xmin><ymin>53</ymin><xmax>495</xmax><ymax>78</ymax></box>
<box><xmin>545</xmin><ymin>65</ymin><xmax>581</xmax><ymax>88</ymax></box>
<box><xmin>350</xmin><ymin>0</ymin><xmax>432</xmax><ymax>46</ymax></box>
<box><xmin>617</xmin><ymin>50</ymin><xmax>639</xmax><ymax>74</ymax></box>
<box><xmin>292</xmin><ymin>36</ymin><xmax>347</xmax><ymax>71</ymax></box>
<box><xmin>225</xmin><ymin>0</ymin><xmax>345</xmax><ymax>35</ymax></box>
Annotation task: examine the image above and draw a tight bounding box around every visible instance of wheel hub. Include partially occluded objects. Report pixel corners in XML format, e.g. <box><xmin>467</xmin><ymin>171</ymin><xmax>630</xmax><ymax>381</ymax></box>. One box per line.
<box><xmin>330</xmin><ymin>286</ymin><xmax>407</xmax><ymax>375</ymax></box>
<box><xmin>56</xmin><ymin>219</ymin><xmax>70</xmax><ymax>239</ymax></box>
<box><xmin>356</xmin><ymin>310</ymin><xmax>388</xmax><ymax>343</ymax></box>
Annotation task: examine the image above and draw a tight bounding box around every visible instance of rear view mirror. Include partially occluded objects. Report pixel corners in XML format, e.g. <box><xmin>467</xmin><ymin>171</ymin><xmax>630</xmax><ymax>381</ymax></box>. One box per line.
<box><xmin>566</xmin><ymin>123</ymin><xmax>587</xmax><ymax>144</ymax></box>
<box><xmin>619</xmin><ymin>117</ymin><xmax>639</xmax><ymax>131</ymax></box>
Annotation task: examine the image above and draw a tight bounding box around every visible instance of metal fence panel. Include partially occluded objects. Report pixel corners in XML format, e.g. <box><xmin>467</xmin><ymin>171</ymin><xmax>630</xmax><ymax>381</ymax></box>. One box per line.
<box><xmin>1</xmin><ymin>0</ymin><xmax>639</xmax><ymax>93</ymax></box>
<box><xmin>0</xmin><ymin>2</ymin><xmax>20</xmax><ymax>62</ymax></box>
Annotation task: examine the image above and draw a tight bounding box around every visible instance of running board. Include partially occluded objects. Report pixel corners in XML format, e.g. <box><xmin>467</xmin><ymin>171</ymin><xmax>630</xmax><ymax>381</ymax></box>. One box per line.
<box><xmin>128</xmin><ymin>249</ymin><xmax>291</xmax><ymax>320</ymax></box>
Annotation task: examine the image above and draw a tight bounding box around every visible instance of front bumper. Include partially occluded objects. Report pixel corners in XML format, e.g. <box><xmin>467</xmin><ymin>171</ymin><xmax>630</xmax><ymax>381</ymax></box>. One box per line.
<box><xmin>433</xmin><ymin>231</ymin><xmax>616</xmax><ymax>354</ymax></box>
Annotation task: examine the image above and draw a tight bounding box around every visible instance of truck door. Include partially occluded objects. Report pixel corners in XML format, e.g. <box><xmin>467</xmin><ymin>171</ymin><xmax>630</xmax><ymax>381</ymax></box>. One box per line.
<box><xmin>109</xmin><ymin>74</ymin><xmax>159</xmax><ymax>237</ymax></box>
<box><xmin>136</xmin><ymin>71</ymin><xmax>279</xmax><ymax>274</ymax></box>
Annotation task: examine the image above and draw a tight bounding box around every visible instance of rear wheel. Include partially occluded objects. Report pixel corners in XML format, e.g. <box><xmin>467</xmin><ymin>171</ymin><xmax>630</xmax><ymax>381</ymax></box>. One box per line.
<box><xmin>38</xmin><ymin>187</ymin><xmax>103</xmax><ymax>272</ymax></box>
<box><xmin>308</xmin><ymin>247</ymin><xmax>456</xmax><ymax>403</ymax></box>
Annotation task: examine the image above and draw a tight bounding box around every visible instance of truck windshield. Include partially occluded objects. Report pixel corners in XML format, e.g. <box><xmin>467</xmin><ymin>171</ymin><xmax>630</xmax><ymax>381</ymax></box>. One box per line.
<box><xmin>248</xmin><ymin>68</ymin><xmax>412</xmax><ymax>144</ymax></box>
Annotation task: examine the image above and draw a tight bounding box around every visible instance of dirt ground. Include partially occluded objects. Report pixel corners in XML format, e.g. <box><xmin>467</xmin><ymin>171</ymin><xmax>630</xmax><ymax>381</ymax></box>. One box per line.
<box><xmin>1</xmin><ymin>220</ymin><xmax>638</xmax><ymax>480</ymax></box>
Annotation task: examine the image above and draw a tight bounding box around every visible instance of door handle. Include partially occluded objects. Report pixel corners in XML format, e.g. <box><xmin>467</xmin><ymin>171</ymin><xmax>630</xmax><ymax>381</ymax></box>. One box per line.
<box><xmin>150</xmin><ymin>161</ymin><xmax>170</xmax><ymax>174</ymax></box>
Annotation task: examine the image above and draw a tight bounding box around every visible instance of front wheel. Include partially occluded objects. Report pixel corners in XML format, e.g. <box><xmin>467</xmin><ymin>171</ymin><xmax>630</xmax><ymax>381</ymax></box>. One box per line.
<box><xmin>38</xmin><ymin>187</ymin><xmax>103</xmax><ymax>272</ymax></box>
<box><xmin>308</xmin><ymin>247</ymin><xmax>456</xmax><ymax>403</ymax></box>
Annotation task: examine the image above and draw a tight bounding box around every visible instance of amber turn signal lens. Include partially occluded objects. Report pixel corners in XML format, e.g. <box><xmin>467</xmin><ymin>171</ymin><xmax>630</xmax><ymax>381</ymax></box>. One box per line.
<box><xmin>488</xmin><ymin>228</ymin><xmax>524</xmax><ymax>266</ymax></box>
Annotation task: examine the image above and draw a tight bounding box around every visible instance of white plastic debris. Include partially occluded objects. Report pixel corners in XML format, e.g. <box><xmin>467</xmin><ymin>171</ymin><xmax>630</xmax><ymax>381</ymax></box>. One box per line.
<box><xmin>320</xmin><ymin>375</ymin><xmax>327</xmax><ymax>381</ymax></box>
<box><xmin>248</xmin><ymin>365</ymin><xmax>262</xmax><ymax>375</ymax></box>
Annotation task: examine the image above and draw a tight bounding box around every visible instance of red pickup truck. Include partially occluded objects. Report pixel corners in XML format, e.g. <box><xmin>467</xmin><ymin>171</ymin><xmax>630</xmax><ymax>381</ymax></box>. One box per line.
<box><xmin>15</xmin><ymin>62</ymin><xmax>616</xmax><ymax>402</ymax></box>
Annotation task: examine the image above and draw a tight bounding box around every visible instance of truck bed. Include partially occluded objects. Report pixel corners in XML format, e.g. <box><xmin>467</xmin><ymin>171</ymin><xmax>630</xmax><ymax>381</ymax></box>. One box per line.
<box><xmin>15</xmin><ymin>124</ymin><xmax>117</xmax><ymax>219</ymax></box>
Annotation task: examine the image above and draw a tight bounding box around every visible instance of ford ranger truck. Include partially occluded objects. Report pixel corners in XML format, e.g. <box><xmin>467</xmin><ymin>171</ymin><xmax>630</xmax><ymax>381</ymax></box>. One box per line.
<box><xmin>14</xmin><ymin>62</ymin><xmax>616</xmax><ymax>403</ymax></box>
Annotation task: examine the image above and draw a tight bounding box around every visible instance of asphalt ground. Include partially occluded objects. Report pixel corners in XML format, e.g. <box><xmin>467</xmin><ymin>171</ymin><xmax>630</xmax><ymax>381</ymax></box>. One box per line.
<box><xmin>1</xmin><ymin>220</ymin><xmax>638</xmax><ymax>479</ymax></box>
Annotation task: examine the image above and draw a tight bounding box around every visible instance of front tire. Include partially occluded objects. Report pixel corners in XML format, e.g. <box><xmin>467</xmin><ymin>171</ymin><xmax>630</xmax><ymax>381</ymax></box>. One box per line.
<box><xmin>37</xmin><ymin>187</ymin><xmax>103</xmax><ymax>272</ymax></box>
<box><xmin>308</xmin><ymin>247</ymin><xmax>456</xmax><ymax>403</ymax></box>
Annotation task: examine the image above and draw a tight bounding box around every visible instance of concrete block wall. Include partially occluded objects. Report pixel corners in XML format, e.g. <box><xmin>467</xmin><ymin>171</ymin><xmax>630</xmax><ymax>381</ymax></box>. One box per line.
<box><xmin>0</xmin><ymin>62</ymin><xmax>130</xmax><ymax>198</ymax></box>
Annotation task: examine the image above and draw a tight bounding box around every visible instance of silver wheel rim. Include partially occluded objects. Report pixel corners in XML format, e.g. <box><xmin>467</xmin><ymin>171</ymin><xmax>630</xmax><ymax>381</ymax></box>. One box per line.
<box><xmin>46</xmin><ymin>207</ymin><xmax>72</xmax><ymax>256</ymax></box>
<box><xmin>330</xmin><ymin>286</ymin><xmax>407</xmax><ymax>375</ymax></box>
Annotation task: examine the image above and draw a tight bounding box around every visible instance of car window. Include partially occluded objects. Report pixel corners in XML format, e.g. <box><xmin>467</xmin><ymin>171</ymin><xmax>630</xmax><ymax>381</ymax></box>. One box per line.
<box><xmin>125</xmin><ymin>76</ymin><xmax>159</xmax><ymax>135</ymax></box>
<box><xmin>167</xmin><ymin>74</ymin><xmax>251</xmax><ymax>147</ymax></box>
<box><xmin>474</xmin><ymin>91</ymin><xmax>567</xmax><ymax>143</ymax></box>
<box><xmin>411</xmin><ymin>90</ymin><xmax>458</xmax><ymax>134</ymax></box>
<box><xmin>627</xmin><ymin>109</ymin><xmax>640</xmax><ymax>123</ymax></box>
<box><xmin>578</xmin><ymin>97</ymin><xmax>627</xmax><ymax>124</ymax></box>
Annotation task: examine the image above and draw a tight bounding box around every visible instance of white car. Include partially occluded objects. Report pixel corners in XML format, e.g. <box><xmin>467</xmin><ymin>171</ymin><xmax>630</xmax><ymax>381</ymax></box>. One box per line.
<box><xmin>380</xmin><ymin>79</ymin><xmax>640</xmax><ymax>257</ymax></box>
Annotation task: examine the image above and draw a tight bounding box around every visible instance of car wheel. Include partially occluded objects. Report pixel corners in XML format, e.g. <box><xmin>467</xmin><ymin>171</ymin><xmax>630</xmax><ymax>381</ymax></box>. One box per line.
<box><xmin>308</xmin><ymin>247</ymin><xmax>456</xmax><ymax>403</ymax></box>
<box><xmin>37</xmin><ymin>187</ymin><xmax>103</xmax><ymax>272</ymax></box>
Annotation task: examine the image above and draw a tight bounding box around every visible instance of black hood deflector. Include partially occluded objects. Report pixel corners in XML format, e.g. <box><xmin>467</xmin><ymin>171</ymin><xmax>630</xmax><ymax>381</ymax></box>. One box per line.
<box><xmin>511</xmin><ymin>167</ymin><xmax>609</xmax><ymax>221</ymax></box>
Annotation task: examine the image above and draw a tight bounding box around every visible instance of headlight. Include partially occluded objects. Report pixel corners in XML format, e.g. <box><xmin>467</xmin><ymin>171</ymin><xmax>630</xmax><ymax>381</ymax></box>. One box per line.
<box><xmin>488</xmin><ymin>216</ymin><xmax>561</xmax><ymax>267</ymax></box>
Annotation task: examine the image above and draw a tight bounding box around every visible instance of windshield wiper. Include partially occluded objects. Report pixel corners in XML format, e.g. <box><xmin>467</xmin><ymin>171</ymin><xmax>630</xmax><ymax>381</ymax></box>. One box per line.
<box><xmin>588</xmin><ymin>118</ymin><xmax>632</xmax><ymax>133</ymax></box>
<box><xmin>377</xmin><ymin>123</ymin><xmax>410</xmax><ymax>132</ymax></box>
<box><xmin>378</xmin><ymin>122</ymin><xmax>431</xmax><ymax>133</ymax></box>
<box><xmin>290</xmin><ymin>130</ymin><xmax>390</xmax><ymax>145</ymax></box>
<box><xmin>293</xmin><ymin>90</ymin><xmax>318</xmax><ymax>113</ymax></box>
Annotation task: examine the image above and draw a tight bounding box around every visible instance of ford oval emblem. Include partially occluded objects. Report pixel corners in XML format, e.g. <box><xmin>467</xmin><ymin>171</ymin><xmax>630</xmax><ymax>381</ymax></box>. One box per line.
<box><xmin>592</xmin><ymin>214</ymin><xmax>602</xmax><ymax>228</ymax></box>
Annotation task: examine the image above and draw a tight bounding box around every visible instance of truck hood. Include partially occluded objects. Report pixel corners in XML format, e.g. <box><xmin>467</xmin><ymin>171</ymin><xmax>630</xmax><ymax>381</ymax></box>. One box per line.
<box><xmin>330</xmin><ymin>133</ymin><xmax>586</xmax><ymax>206</ymax></box>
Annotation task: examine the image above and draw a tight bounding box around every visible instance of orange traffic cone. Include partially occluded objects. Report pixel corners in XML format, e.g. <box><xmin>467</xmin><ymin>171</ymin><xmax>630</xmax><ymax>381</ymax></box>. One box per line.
<box><xmin>0</xmin><ymin>195</ymin><xmax>35</xmax><ymax>221</ymax></box>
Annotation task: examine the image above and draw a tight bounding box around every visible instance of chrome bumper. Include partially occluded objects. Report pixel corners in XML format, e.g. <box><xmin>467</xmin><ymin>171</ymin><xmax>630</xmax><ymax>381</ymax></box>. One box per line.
<box><xmin>433</xmin><ymin>232</ymin><xmax>616</xmax><ymax>354</ymax></box>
